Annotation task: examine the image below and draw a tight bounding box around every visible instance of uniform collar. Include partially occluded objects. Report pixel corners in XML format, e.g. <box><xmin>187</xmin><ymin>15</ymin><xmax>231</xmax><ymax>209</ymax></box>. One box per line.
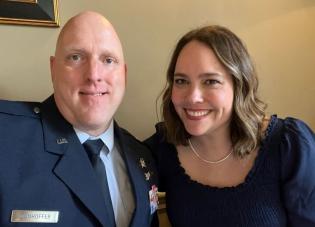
<box><xmin>73</xmin><ymin>120</ymin><xmax>114</xmax><ymax>152</ymax></box>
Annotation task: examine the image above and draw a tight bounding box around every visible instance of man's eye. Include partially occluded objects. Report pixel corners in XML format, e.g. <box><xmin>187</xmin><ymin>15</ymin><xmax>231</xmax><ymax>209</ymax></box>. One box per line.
<box><xmin>69</xmin><ymin>54</ymin><xmax>81</xmax><ymax>61</ymax></box>
<box><xmin>104</xmin><ymin>57</ymin><xmax>116</xmax><ymax>64</ymax></box>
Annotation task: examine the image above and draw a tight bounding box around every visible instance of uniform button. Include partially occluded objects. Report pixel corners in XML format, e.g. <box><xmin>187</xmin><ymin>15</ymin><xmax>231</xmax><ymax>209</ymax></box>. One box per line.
<box><xmin>33</xmin><ymin>106</ymin><xmax>40</xmax><ymax>114</ymax></box>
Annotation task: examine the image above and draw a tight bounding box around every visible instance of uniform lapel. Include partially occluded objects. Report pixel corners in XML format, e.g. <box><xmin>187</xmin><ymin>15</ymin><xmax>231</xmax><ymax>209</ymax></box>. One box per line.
<box><xmin>40</xmin><ymin>96</ymin><xmax>114</xmax><ymax>227</ymax></box>
<box><xmin>114</xmin><ymin>123</ymin><xmax>152</xmax><ymax>226</ymax></box>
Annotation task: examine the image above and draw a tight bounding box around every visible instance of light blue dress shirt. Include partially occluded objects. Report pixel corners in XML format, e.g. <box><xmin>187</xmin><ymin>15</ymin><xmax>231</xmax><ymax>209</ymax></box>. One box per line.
<box><xmin>74</xmin><ymin>121</ymin><xmax>135</xmax><ymax>227</ymax></box>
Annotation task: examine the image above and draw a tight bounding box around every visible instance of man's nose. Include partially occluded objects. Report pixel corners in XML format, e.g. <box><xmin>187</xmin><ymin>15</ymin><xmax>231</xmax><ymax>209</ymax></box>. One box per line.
<box><xmin>85</xmin><ymin>58</ymin><xmax>102</xmax><ymax>82</ymax></box>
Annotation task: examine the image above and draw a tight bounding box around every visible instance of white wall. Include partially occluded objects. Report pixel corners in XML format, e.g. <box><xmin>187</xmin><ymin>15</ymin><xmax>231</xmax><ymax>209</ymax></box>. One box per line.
<box><xmin>0</xmin><ymin>0</ymin><xmax>314</xmax><ymax>139</ymax></box>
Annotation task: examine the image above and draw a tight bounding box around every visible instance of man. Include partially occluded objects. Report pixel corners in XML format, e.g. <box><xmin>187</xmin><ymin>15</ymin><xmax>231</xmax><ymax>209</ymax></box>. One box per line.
<box><xmin>0</xmin><ymin>11</ymin><xmax>158</xmax><ymax>227</ymax></box>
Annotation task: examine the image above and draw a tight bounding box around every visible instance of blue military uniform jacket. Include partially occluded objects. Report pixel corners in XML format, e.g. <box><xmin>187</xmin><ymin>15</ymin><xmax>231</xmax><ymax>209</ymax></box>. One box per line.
<box><xmin>0</xmin><ymin>96</ymin><xmax>158</xmax><ymax>227</ymax></box>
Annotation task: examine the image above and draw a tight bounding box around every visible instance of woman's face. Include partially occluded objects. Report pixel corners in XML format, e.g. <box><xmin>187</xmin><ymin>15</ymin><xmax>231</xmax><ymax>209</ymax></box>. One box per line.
<box><xmin>171</xmin><ymin>40</ymin><xmax>234</xmax><ymax>137</ymax></box>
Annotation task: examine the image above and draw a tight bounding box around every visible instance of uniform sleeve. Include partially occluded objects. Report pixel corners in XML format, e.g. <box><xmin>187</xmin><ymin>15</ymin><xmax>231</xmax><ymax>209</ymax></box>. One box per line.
<box><xmin>280</xmin><ymin>118</ymin><xmax>315</xmax><ymax>226</ymax></box>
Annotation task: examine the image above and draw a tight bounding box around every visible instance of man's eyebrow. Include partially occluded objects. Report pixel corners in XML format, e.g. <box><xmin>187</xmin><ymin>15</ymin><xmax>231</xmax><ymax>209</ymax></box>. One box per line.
<box><xmin>63</xmin><ymin>47</ymin><xmax>87</xmax><ymax>53</ymax></box>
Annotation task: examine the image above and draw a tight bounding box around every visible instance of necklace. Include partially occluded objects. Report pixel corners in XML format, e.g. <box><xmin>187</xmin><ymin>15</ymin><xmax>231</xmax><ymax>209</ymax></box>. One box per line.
<box><xmin>188</xmin><ymin>138</ymin><xmax>233</xmax><ymax>164</ymax></box>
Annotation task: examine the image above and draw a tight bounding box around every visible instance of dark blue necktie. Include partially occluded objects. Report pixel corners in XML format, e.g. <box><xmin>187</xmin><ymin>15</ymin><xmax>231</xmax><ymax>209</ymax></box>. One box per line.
<box><xmin>83</xmin><ymin>139</ymin><xmax>115</xmax><ymax>226</ymax></box>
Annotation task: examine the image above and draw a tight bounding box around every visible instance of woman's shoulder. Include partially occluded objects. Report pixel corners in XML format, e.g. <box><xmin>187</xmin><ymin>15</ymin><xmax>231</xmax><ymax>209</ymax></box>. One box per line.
<box><xmin>269</xmin><ymin>116</ymin><xmax>315</xmax><ymax>224</ymax></box>
<box><xmin>144</xmin><ymin>122</ymin><xmax>167</xmax><ymax>146</ymax></box>
<box><xmin>266</xmin><ymin>115</ymin><xmax>315</xmax><ymax>178</ymax></box>
<box><xmin>265</xmin><ymin>115</ymin><xmax>314</xmax><ymax>144</ymax></box>
<box><xmin>282</xmin><ymin>116</ymin><xmax>314</xmax><ymax>139</ymax></box>
<box><xmin>262</xmin><ymin>115</ymin><xmax>314</xmax><ymax>171</ymax></box>
<box><xmin>143</xmin><ymin>122</ymin><xmax>175</xmax><ymax>157</ymax></box>
<box><xmin>143</xmin><ymin>123</ymin><xmax>178</xmax><ymax>171</ymax></box>
<box><xmin>276</xmin><ymin>115</ymin><xmax>314</xmax><ymax>148</ymax></box>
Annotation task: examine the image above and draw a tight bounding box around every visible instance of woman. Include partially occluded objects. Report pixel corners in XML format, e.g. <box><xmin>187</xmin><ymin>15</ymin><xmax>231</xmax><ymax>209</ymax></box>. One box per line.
<box><xmin>145</xmin><ymin>25</ymin><xmax>315</xmax><ymax>226</ymax></box>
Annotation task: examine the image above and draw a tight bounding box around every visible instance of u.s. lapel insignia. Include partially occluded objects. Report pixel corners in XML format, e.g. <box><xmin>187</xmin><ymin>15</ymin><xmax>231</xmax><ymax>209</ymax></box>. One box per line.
<box><xmin>139</xmin><ymin>158</ymin><xmax>147</xmax><ymax>168</ymax></box>
<box><xmin>149</xmin><ymin>185</ymin><xmax>159</xmax><ymax>214</ymax></box>
<box><xmin>56</xmin><ymin>138</ymin><xmax>68</xmax><ymax>144</ymax></box>
<box><xmin>144</xmin><ymin>171</ymin><xmax>151</xmax><ymax>181</ymax></box>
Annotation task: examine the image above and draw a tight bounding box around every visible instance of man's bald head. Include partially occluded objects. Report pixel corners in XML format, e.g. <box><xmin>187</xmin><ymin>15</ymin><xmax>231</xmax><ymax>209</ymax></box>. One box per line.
<box><xmin>54</xmin><ymin>11</ymin><xmax>123</xmax><ymax>59</ymax></box>
<box><xmin>50</xmin><ymin>11</ymin><xmax>127</xmax><ymax>136</ymax></box>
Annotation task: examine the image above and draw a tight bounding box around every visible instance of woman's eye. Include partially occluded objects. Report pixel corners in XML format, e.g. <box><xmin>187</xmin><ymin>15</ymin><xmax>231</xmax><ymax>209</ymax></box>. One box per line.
<box><xmin>205</xmin><ymin>79</ymin><xmax>220</xmax><ymax>85</ymax></box>
<box><xmin>174</xmin><ymin>78</ymin><xmax>187</xmax><ymax>85</ymax></box>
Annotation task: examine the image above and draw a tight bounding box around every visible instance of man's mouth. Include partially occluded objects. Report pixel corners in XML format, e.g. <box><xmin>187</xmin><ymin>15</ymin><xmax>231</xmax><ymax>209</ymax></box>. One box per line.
<box><xmin>79</xmin><ymin>92</ymin><xmax>107</xmax><ymax>96</ymax></box>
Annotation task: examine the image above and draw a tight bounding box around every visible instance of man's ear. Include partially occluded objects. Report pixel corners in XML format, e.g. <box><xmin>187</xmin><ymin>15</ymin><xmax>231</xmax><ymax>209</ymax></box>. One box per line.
<box><xmin>50</xmin><ymin>56</ymin><xmax>55</xmax><ymax>82</ymax></box>
<box><xmin>124</xmin><ymin>63</ymin><xmax>128</xmax><ymax>85</ymax></box>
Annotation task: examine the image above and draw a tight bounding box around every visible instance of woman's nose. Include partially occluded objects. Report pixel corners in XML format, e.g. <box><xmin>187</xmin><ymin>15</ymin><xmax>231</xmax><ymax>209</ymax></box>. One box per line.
<box><xmin>188</xmin><ymin>86</ymin><xmax>204</xmax><ymax>103</ymax></box>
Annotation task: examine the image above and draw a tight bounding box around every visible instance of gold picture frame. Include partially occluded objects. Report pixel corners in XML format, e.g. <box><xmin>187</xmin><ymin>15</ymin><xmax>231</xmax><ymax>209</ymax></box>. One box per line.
<box><xmin>0</xmin><ymin>0</ymin><xmax>59</xmax><ymax>27</ymax></box>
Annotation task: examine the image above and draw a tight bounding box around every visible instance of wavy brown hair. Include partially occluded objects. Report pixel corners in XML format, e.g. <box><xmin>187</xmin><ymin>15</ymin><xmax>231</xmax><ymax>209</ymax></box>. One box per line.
<box><xmin>161</xmin><ymin>25</ymin><xmax>266</xmax><ymax>157</ymax></box>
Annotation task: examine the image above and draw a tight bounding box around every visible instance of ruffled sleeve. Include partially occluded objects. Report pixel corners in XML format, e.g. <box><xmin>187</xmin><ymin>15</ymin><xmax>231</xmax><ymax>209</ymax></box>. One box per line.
<box><xmin>280</xmin><ymin>117</ymin><xmax>315</xmax><ymax>226</ymax></box>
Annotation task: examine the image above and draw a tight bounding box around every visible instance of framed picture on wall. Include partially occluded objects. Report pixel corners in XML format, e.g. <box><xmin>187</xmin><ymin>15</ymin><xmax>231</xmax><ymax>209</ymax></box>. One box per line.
<box><xmin>0</xmin><ymin>0</ymin><xmax>59</xmax><ymax>27</ymax></box>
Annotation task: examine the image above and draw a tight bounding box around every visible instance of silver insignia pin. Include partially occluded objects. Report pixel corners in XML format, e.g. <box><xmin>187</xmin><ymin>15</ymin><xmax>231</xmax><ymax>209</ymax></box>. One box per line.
<box><xmin>56</xmin><ymin>138</ymin><xmax>68</xmax><ymax>144</ymax></box>
<box><xmin>139</xmin><ymin>158</ymin><xmax>146</xmax><ymax>168</ymax></box>
<box><xmin>144</xmin><ymin>171</ymin><xmax>151</xmax><ymax>181</ymax></box>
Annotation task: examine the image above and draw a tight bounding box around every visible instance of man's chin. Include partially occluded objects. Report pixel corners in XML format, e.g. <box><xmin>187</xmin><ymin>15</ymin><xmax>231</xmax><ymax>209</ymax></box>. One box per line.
<box><xmin>79</xmin><ymin>119</ymin><xmax>111</xmax><ymax>136</ymax></box>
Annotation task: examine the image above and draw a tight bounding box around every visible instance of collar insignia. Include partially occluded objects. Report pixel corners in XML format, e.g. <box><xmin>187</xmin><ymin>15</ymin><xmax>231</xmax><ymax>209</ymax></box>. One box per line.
<box><xmin>56</xmin><ymin>138</ymin><xmax>68</xmax><ymax>144</ymax></box>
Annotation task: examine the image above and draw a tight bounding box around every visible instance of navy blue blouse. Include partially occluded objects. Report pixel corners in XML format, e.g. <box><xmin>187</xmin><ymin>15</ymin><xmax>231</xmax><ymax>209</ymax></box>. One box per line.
<box><xmin>145</xmin><ymin>116</ymin><xmax>315</xmax><ymax>227</ymax></box>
